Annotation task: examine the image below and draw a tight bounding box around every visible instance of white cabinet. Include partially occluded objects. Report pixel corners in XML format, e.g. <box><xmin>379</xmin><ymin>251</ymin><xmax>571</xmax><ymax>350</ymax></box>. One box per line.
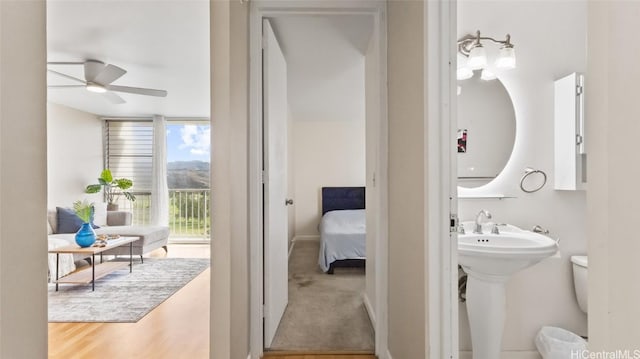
<box><xmin>554</xmin><ymin>72</ymin><xmax>586</xmax><ymax>190</ymax></box>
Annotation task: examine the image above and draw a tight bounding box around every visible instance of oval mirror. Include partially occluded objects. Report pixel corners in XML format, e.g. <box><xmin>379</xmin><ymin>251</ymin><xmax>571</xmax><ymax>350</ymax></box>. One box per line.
<box><xmin>457</xmin><ymin>72</ymin><xmax>516</xmax><ymax>188</ymax></box>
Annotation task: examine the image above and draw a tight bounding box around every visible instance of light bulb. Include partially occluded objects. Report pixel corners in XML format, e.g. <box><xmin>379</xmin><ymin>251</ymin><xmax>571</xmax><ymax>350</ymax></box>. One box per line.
<box><xmin>467</xmin><ymin>44</ymin><xmax>487</xmax><ymax>70</ymax></box>
<box><xmin>480</xmin><ymin>69</ymin><xmax>497</xmax><ymax>81</ymax></box>
<box><xmin>457</xmin><ymin>67</ymin><xmax>473</xmax><ymax>80</ymax></box>
<box><xmin>495</xmin><ymin>45</ymin><xmax>516</xmax><ymax>69</ymax></box>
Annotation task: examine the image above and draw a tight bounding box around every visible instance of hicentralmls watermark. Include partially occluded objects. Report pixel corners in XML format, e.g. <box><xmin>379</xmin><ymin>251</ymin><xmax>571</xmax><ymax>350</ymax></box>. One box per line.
<box><xmin>572</xmin><ymin>350</ymin><xmax>640</xmax><ymax>359</ymax></box>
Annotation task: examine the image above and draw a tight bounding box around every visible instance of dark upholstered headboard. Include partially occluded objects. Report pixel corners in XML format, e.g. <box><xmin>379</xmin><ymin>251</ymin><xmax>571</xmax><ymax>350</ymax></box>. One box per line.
<box><xmin>321</xmin><ymin>187</ymin><xmax>365</xmax><ymax>215</ymax></box>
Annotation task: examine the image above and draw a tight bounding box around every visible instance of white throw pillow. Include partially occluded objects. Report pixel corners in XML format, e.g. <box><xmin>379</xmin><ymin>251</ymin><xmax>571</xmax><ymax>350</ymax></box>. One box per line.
<box><xmin>93</xmin><ymin>202</ymin><xmax>108</xmax><ymax>227</ymax></box>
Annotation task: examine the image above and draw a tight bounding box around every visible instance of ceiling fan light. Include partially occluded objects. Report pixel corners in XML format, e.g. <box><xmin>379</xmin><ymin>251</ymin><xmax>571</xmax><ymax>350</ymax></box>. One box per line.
<box><xmin>495</xmin><ymin>45</ymin><xmax>516</xmax><ymax>69</ymax></box>
<box><xmin>86</xmin><ymin>83</ymin><xmax>107</xmax><ymax>93</ymax></box>
<box><xmin>467</xmin><ymin>44</ymin><xmax>487</xmax><ymax>70</ymax></box>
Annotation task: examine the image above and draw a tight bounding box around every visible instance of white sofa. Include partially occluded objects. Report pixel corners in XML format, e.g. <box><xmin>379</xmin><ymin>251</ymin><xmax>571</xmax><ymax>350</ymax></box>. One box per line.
<box><xmin>47</xmin><ymin>209</ymin><xmax>169</xmax><ymax>279</ymax></box>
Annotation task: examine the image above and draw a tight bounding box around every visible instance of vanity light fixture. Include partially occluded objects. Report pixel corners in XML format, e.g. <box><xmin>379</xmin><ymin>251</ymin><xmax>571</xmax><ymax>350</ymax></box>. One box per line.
<box><xmin>457</xmin><ymin>54</ymin><xmax>474</xmax><ymax>80</ymax></box>
<box><xmin>457</xmin><ymin>30</ymin><xmax>516</xmax><ymax>80</ymax></box>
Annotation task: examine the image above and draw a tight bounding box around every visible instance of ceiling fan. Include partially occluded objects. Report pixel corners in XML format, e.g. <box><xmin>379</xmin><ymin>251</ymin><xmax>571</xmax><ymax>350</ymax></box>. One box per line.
<box><xmin>47</xmin><ymin>60</ymin><xmax>168</xmax><ymax>104</ymax></box>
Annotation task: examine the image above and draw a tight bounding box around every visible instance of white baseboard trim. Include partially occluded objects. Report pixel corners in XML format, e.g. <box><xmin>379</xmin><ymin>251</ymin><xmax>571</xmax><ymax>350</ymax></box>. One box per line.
<box><xmin>363</xmin><ymin>293</ymin><xmax>376</xmax><ymax>328</ymax></box>
<box><xmin>293</xmin><ymin>234</ymin><xmax>320</xmax><ymax>241</ymax></box>
<box><xmin>459</xmin><ymin>350</ymin><xmax>540</xmax><ymax>359</ymax></box>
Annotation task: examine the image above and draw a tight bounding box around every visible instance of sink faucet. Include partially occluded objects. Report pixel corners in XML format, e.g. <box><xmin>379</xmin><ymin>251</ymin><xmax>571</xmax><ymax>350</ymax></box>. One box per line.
<box><xmin>474</xmin><ymin>210</ymin><xmax>492</xmax><ymax>234</ymax></box>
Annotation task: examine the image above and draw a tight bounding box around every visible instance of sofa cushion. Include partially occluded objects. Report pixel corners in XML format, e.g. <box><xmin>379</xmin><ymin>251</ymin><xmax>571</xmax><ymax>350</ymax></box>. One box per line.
<box><xmin>95</xmin><ymin>225</ymin><xmax>170</xmax><ymax>245</ymax></box>
<box><xmin>48</xmin><ymin>236</ymin><xmax>76</xmax><ymax>280</ymax></box>
<box><xmin>56</xmin><ymin>207</ymin><xmax>99</xmax><ymax>233</ymax></box>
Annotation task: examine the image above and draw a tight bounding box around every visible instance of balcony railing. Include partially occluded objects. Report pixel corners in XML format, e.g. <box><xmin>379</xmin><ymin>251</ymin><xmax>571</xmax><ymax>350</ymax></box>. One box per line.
<box><xmin>114</xmin><ymin>189</ymin><xmax>211</xmax><ymax>241</ymax></box>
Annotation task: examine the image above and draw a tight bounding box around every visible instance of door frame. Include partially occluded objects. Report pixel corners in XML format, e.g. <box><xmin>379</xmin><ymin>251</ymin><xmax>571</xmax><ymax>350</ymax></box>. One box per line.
<box><xmin>425</xmin><ymin>0</ymin><xmax>458</xmax><ymax>358</ymax></box>
<box><xmin>248</xmin><ymin>1</ymin><xmax>388</xmax><ymax>357</ymax></box>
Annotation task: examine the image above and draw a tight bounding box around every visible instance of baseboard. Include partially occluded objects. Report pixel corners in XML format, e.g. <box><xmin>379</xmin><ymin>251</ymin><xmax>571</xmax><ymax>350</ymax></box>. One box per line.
<box><xmin>459</xmin><ymin>350</ymin><xmax>540</xmax><ymax>359</ymax></box>
<box><xmin>385</xmin><ymin>349</ymin><xmax>393</xmax><ymax>359</ymax></box>
<box><xmin>363</xmin><ymin>293</ymin><xmax>376</xmax><ymax>328</ymax></box>
<box><xmin>293</xmin><ymin>234</ymin><xmax>320</xmax><ymax>241</ymax></box>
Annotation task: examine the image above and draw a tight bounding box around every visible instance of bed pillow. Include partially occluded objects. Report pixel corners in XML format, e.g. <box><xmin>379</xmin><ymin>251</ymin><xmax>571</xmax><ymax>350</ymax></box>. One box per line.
<box><xmin>56</xmin><ymin>207</ymin><xmax>99</xmax><ymax>233</ymax></box>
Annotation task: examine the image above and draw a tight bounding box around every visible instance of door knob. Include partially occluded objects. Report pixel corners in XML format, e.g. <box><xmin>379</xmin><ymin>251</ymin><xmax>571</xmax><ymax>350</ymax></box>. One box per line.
<box><xmin>285</xmin><ymin>199</ymin><xmax>294</xmax><ymax>205</ymax></box>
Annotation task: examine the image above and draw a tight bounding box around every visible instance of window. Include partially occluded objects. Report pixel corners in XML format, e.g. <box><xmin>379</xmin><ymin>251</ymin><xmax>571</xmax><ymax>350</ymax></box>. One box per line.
<box><xmin>104</xmin><ymin>119</ymin><xmax>211</xmax><ymax>240</ymax></box>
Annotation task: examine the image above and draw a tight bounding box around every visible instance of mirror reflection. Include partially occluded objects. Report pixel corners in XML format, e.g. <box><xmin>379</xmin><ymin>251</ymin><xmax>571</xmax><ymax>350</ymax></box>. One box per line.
<box><xmin>458</xmin><ymin>71</ymin><xmax>516</xmax><ymax>188</ymax></box>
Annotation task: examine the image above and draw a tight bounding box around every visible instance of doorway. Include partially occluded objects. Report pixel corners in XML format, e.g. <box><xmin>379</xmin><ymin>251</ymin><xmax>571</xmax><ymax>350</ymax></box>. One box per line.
<box><xmin>262</xmin><ymin>14</ymin><xmax>372</xmax><ymax>351</ymax></box>
<box><xmin>249</xmin><ymin>2</ymin><xmax>388</xmax><ymax>357</ymax></box>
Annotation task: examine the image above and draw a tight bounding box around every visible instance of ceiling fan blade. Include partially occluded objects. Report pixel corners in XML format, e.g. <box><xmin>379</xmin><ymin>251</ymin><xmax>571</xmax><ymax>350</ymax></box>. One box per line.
<box><xmin>107</xmin><ymin>85</ymin><xmax>167</xmax><ymax>97</ymax></box>
<box><xmin>47</xmin><ymin>69</ymin><xmax>86</xmax><ymax>84</ymax></box>
<box><xmin>102</xmin><ymin>91</ymin><xmax>126</xmax><ymax>105</ymax></box>
<box><xmin>47</xmin><ymin>85</ymin><xmax>85</xmax><ymax>88</ymax></box>
<box><xmin>84</xmin><ymin>60</ymin><xmax>105</xmax><ymax>82</ymax></box>
<box><xmin>94</xmin><ymin>64</ymin><xmax>127</xmax><ymax>85</ymax></box>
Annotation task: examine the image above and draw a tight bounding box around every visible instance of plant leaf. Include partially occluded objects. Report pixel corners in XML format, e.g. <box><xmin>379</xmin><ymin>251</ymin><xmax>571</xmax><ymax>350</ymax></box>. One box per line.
<box><xmin>73</xmin><ymin>199</ymin><xmax>94</xmax><ymax>223</ymax></box>
<box><xmin>100</xmin><ymin>169</ymin><xmax>113</xmax><ymax>183</ymax></box>
<box><xmin>123</xmin><ymin>191</ymin><xmax>136</xmax><ymax>202</ymax></box>
<box><xmin>85</xmin><ymin>184</ymin><xmax>102</xmax><ymax>193</ymax></box>
<box><xmin>115</xmin><ymin>178</ymin><xmax>133</xmax><ymax>190</ymax></box>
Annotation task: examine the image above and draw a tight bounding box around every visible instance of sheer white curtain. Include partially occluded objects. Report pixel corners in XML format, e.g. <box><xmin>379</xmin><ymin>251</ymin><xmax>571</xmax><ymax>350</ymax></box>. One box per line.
<box><xmin>151</xmin><ymin>115</ymin><xmax>169</xmax><ymax>226</ymax></box>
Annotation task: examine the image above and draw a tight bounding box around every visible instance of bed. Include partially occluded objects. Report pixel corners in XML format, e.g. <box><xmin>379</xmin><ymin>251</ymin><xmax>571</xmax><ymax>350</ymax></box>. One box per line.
<box><xmin>318</xmin><ymin>187</ymin><xmax>366</xmax><ymax>274</ymax></box>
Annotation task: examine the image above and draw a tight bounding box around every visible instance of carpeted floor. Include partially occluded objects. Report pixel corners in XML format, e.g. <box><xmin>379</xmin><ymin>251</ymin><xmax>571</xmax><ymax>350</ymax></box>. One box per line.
<box><xmin>48</xmin><ymin>257</ymin><xmax>209</xmax><ymax>323</ymax></box>
<box><xmin>270</xmin><ymin>239</ymin><xmax>374</xmax><ymax>351</ymax></box>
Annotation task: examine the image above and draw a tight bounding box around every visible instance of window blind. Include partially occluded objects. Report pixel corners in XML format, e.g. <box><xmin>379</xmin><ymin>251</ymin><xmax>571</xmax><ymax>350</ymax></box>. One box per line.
<box><xmin>104</xmin><ymin>120</ymin><xmax>153</xmax><ymax>192</ymax></box>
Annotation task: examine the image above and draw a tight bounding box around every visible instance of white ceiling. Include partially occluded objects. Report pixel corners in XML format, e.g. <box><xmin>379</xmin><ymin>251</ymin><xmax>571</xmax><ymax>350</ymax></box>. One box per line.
<box><xmin>270</xmin><ymin>15</ymin><xmax>373</xmax><ymax>122</ymax></box>
<box><xmin>47</xmin><ymin>0</ymin><xmax>210</xmax><ymax>118</ymax></box>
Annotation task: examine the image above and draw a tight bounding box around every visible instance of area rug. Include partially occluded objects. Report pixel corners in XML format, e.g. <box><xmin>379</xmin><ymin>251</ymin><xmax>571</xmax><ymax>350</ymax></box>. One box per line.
<box><xmin>270</xmin><ymin>239</ymin><xmax>374</xmax><ymax>351</ymax></box>
<box><xmin>48</xmin><ymin>258</ymin><xmax>209</xmax><ymax>323</ymax></box>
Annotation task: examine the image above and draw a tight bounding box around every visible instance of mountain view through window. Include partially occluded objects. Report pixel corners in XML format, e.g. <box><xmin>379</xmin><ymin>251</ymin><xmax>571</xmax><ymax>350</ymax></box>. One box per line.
<box><xmin>167</xmin><ymin>123</ymin><xmax>210</xmax><ymax>189</ymax></box>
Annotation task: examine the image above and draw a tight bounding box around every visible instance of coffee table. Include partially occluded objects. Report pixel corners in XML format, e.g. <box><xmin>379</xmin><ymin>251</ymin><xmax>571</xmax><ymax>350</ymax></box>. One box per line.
<box><xmin>48</xmin><ymin>236</ymin><xmax>140</xmax><ymax>291</ymax></box>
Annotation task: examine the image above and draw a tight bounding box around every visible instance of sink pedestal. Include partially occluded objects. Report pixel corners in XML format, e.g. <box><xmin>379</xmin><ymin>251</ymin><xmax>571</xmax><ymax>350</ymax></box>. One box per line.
<box><xmin>465</xmin><ymin>270</ymin><xmax>508</xmax><ymax>359</ymax></box>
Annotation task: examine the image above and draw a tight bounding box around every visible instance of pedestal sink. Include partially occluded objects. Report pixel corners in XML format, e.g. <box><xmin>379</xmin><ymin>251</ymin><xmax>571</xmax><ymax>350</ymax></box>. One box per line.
<box><xmin>458</xmin><ymin>221</ymin><xmax>558</xmax><ymax>359</ymax></box>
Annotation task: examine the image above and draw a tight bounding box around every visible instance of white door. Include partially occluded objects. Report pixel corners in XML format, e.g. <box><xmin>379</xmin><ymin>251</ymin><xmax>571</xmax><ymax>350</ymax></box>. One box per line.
<box><xmin>263</xmin><ymin>18</ymin><xmax>289</xmax><ymax>349</ymax></box>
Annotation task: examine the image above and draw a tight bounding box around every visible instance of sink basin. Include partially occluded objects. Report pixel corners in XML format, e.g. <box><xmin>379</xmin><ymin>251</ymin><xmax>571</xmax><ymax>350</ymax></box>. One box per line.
<box><xmin>458</xmin><ymin>221</ymin><xmax>558</xmax><ymax>277</ymax></box>
<box><xmin>458</xmin><ymin>221</ymin><xmax>558</xmax><ymax>359</ymax></box>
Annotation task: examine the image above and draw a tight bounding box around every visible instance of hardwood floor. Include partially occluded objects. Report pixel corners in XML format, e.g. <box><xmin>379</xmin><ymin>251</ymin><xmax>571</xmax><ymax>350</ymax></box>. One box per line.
<box><xmin>48</xmin><ymin>244</ymin><xmax>211</xmax><ymax>359</ymax></box>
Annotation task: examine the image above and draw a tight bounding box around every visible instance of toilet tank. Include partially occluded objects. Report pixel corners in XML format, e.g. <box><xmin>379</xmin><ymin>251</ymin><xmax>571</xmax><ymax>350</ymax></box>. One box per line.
<box><xmin>571</xmin><ymin>256</ymin><xmax>588</xmax><ymax>314</ymax></box>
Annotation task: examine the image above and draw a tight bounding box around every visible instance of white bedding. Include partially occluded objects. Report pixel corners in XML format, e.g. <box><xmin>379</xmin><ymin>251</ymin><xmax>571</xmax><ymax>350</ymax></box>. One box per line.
<box><xmin>318</xmin><ymin>209</ymin><xmax>366</xmax><ymax>272</ymax></box>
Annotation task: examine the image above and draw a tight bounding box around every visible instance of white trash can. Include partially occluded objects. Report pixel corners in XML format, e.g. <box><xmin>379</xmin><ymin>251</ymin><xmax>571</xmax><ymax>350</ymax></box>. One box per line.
<box><xmin>535</xmin><ymin>326</ymin><xmax>587</xmax><ymax>359</ymax></box>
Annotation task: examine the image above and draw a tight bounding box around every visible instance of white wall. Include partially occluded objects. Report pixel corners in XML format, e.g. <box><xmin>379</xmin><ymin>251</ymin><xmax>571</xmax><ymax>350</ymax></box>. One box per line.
<box><xmin>457</xmin><ymin>0</ymin><xmax>588</xmax><ymax>353</ymax></box>
<box><xmin>0</xmin><ymin>1</ymin><xmax>48</xmax><ymax>357</ymax></box>
<box><xmin>587</xmin><ymin>1</ymin><xmax>640</xmax><ymax>350</ymax></box>
<box><xmin>210</xmin><ymin>1</ymin><xmax>250</xmax><ymax>357</ymax></box>
<box><xmin>47</xmin><ymin>103</ymin><xmax>103</xmax><ymax>207</ymax></box>
<box><xmin>387</xmin><ymin>1</ymin><xmax>428</xmax><ymax>357</ymax></box>
<box><xmin>291</xmin><ymin>119</ymin><xmax>366</xmax><ymax>236</ymax></box>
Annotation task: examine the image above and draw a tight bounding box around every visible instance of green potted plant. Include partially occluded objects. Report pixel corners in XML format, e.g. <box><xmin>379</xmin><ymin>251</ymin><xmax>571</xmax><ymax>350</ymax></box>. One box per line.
<box><xmin>73</xmin><ymin>199</ymin><xmax>96</xmax><ymax>247</ymax></box>
<box><xmin>85</xmin><ymin>169</ymin><xmax>136</xmax><ymax>211</ymax></box>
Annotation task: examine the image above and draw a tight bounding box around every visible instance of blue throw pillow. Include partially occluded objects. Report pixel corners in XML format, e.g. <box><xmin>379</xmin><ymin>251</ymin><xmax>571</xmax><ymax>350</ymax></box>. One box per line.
<box><xmin>56</xmin><ymin>207</ymin><xmax>100</xmax><ymax>234</ymax></box>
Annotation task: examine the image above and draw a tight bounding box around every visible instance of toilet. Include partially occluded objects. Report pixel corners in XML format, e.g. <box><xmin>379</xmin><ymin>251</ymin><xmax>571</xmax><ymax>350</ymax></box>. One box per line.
<box><xmin>571</xmin><ymin>255</ymin><xmax>588</xmax><ymax>314</ymax></box>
